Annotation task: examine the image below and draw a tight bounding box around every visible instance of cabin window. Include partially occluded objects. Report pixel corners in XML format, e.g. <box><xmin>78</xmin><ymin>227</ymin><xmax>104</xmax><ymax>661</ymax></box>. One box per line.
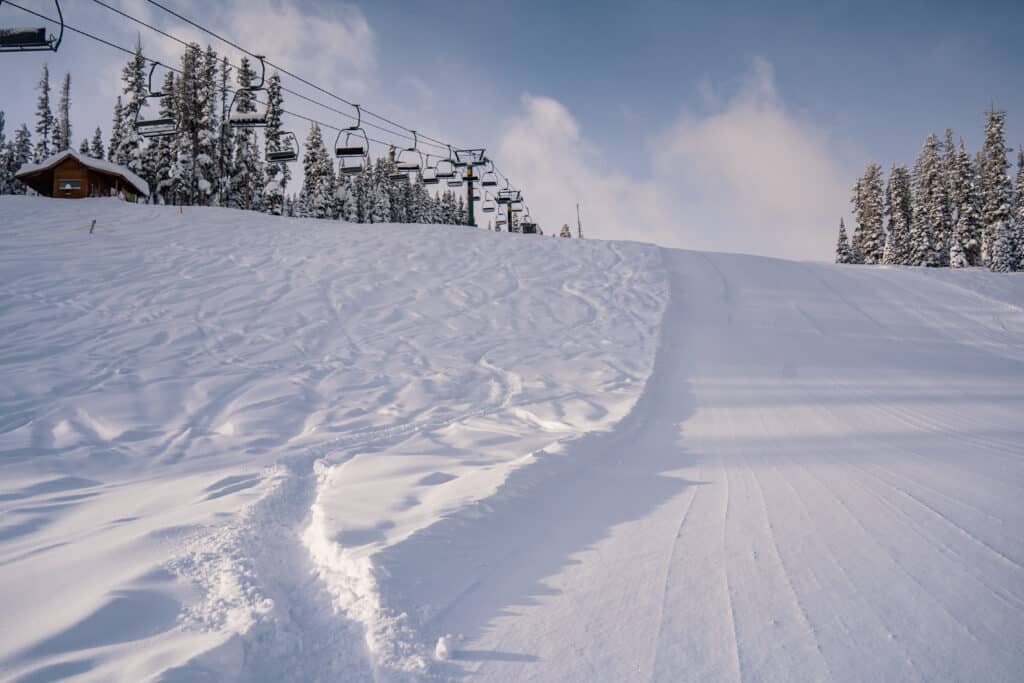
<box><xmin>58</xmin><ymin>179</ymin><xmax>82</xmax><ymax>191</ymax></box>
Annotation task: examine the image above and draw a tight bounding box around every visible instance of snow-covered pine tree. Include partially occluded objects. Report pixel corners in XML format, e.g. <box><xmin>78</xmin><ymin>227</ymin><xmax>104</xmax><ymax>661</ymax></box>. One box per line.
<box><xmin>0</xmin><ymin>113</ymin><xmax>9</xmax><ymax>194</ymax></box>
<box><xmin>78</xmin><ymin>138</ymin><xmax>89</xmax><ymax>155</ymax></box>
<box><xmin>52</xmin><ymin>73</ymin><xmax>71</xmax><ymax>153</ymax></box>
<box><xmin>116</xmin><ymin>42</ymin><xmax>148</xmax><ymax>178</ymax></box>
<box><xmin>89</xmin><ymin>127</ymin><xmax>105</xmax><ymax>160</ymax></box>
<box><xmin>978</xmin><ymin>108</ymin><xmax>1013</xmax><ymax>269</ymax></box>
<box><xmin>1014</xmin><ymin>147</ymin><xmax>1024</xmax><ymax>270</ymax></box>
<box><xmin>949</xmin><ymin>139</ymin><xmax>981</xmax><ymax>266</ymax></box>
<box><xmin>883</xmin><ymin>164</ymin><xmax>913</xmax><ymax>264</ymax></box>
<box><xmin>33</xmin><ymin>64</ymin><xmax>53</xmax><ymax>162</ymax></box>
<box><xmin>930</xmin><ymin>129</ymin><xmax>957</xmax><ymax>265</ymax></box>
<box><xmin>193</xmin><ymin>46</ymin><xmax>220</xmax><ymax>206</ymax></box>
<box><xmin>835</xmin><ymin>217</ymin><xmax>853</xmax><ymax>263</ymax></box>
<box><xmin>108</xmin><ymin>97</ymin><xmax>124</xmax><ymax>164</ymax></box>
<box><xmin>149</xmin><ymin>70</ymin><xmax>178</xmax><ymax>204</ymax></box>
<box><xmin>263</xmin><ymin>72</ymin><xmax>290</xmax><ymax>215</ymax></box>
<box><xmin>230</xmin><ymin>55</ymin><xmax>265</xmax><ymax>211</ymax></box>
<box><xmin>3</xmin><ymin>124</ymin><xmax>32</xmax><ymax>195</ymax></box>
<box><xmin>853</xmin><ymin>163</ymin><xmax>885</xmax><ymax>264</ymax></box>
<box><xmin>909</xmin><ymin>133</ymin><xmax>944</xmax><ymax>266</ymax></box>
<box><xmin>949</xmin><ymin>237</ymin><xmax>968</xmax><ymax>268</ymax></box>
<box><xmin>559</xmin><ymin>223</ymin><xmax>572</xmax><ymax>238</ymax></box>
<box><xmin>217</xmin><ymin>56</ymin><xmax>234</xmax><ymax>205</ymax></box>
<box><xmin>848</xmin><ymin>176</ymin><xmax>865</xmax><ymax>263</ymax></box>
<box><xmin>298</xmin><ymin>123</ymin><xmax>335</xmax><ymax>219</ymax></box>
<box><xmin>368</xmin><ymin>157</ymin><xmax>392</xmax><ymax>223</ymax></box>
<box><xmin>989</xmin><ymin>219</ymin><xmax>1016</xmax><ymax>272</ymax></box>
<box><xmin>339</xmin><ymin>175</ymin><xmax>358</xmax><ymax>222</ymax></box>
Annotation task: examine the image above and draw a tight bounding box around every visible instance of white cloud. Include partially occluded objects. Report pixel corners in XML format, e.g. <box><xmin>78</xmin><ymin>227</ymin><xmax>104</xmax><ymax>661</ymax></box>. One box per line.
<box><xmin>497</xmin><ymin>58</ymin><xmax>851</xmax><ymax>261</ymax></box>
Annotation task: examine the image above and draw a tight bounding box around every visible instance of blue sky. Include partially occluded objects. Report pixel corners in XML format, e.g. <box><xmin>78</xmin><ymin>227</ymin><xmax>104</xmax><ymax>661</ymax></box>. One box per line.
<box><xmin>1</xmin><ymin>0</ymin><xmax>1021</xmax><ymax>258</ymax></box>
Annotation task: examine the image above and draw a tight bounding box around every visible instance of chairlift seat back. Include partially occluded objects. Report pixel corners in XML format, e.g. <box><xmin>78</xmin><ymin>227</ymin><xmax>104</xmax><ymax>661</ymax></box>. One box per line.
<box><xmin>0</xmin><ymin>27</ymin><xmax>47</xmax><ymax>48</ymax></box>
<box><xmin>336</xmin><ymin>145</ymin><xmax>366</xmax><ymax>158</ymax></box>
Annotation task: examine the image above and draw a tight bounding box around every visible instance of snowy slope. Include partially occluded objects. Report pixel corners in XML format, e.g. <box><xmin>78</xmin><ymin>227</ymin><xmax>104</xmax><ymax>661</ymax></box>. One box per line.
<box><xmin>2</xmin><ymin>196</ymin><xmax>1024</xmax><ymax>682</ymax></box>
<box><xmin>0</xmin><ymin>196</ymin><xmax>666</xmax><ymax>682</ymax></box>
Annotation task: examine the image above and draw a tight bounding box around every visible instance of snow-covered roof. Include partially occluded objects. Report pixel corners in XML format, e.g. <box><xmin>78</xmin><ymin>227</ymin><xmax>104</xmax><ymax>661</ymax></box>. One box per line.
<box><xmin>16</xmin><ymin>149</ymin><xmax>150</xmax><ymax>197</ymax></box>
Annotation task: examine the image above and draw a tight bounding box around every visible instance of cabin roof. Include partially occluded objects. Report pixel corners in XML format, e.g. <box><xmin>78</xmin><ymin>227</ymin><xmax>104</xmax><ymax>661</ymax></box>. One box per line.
<box><xmin>16</xmin><ymin>149</ymin><xmax>150</xmax><ymax>197</ymax></box>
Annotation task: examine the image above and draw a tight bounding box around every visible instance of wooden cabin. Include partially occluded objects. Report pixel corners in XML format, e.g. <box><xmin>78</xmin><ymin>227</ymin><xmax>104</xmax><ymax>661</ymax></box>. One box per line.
<box><xmin>16</xmin><ymin>150</ymin><xmax>149</xmax><ymax>200</ymax></box>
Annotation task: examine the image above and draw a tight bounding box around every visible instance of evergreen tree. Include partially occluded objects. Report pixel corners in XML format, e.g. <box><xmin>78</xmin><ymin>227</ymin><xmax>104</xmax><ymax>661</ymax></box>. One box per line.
<box><xmin>149</xmin><ymin>71</ymin><xmax>178</xmax><ymax>203</ymax></box>
<box><xmin>883</xmin><ymin>164</ymin><xmax>912</xmax><ymax>264</ymax></box>
<box><xmin>1014</xmin><ymin>147</ymin><xmax>1024</xmax><ymax>270</ymax></box>
<box><xmin>230</xmin><ymin>55</ymin><xmax>265</xmax><ymax>210</ymax></box>
<box><xmin>835</xmin><ymin>217</ymin><xmax>853</xmax><ymax>264</ymax></box>
<box><xmin>194</xmin><ymin>46</ymin><xmax>220</xmax><ymax>205</ymax></box>
<box><xmin>116</xmin><ymin>42</ymin><xmax>148</xmax><ymax>175</ymax></box>
<box><xmin>263</xmin><ymin>72</ymin><xmax>290</xmax><ymax>215</ymax></box>
<box><xmin>369</xmin><ymin>157</ymin><xmax>391</xmax><ymax>223</ymax></box>
<box><xmin>559</xmin><ymin>223</ymin><xmax>572</xmax><ymax>238</ymax></box>
<box><xmin>298</xmin><ymin>123</ymin><xmax>335</xmax><ymax>218</ymax></box>
<box><xmin>978</xmin><ymin>109</ymin><xmax>1013</xmax><ymax>268</ymax></box>
<box><xmin>0</xmin><ymin>113</ymin><xmax>10</xmax><ymax>194</ymax></box>
<box><xmin>949</xmin><ymin>237</ymin><xmax>968</xmax><ymax>269</ymax></box>
<box><xmin>990</xmin><ymin>220</ymin><xmax>1016</xmax><ymax>272</ymax></box>
<box><xmin>950</xmin><ymin>140</ymin><xmax>981</xmax><ymax>266</ymax></box>
<box><xmin>33</xmin><ymin>63</ymin><xmax>53</xmax><ymax>162</ymax></box>
<box><xmin>216</xmin><ymin>57</ymin><xmax>234</xmax><ymax>205</ymax></box>
<box><xmin>108</xmin><ymin>97</ymin><xmax>124</xmax><ymax>163</ymax></box>
<box><xmin>5</xmin><ymin>125</ymin><xmax>32</xmax><ymax>194</ymax></box>
<box><xmin>52</xmin><ymin>72</ymin><xmax>72</xmax><ymax>153</ymax></box>
<box><xmin>910</xmin><ymin>133</ymin><xmax>945</xmax><ymax>266</ymax></box>
<box><xmin>78</xmin><ymin>138</ymin><xmax>90</xmax><ymax>155</ymax></box>
<box><xmin>90</xmin><ymin>127</ymin><xmax>105</xmax><ymax>160</ymax></box>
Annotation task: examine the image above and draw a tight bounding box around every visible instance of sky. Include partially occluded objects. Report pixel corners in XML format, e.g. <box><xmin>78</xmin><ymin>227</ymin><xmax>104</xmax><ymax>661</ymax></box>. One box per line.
<box><xmin>1</xmin><ymin>0</ymin><xmax>1022</xmax><ymax>260</ymax></box>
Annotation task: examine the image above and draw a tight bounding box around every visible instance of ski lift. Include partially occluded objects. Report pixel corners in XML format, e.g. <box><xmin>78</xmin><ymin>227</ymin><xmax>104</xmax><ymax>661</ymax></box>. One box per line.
<box><xmin>481</xmin><ymin>159</ymin><xmax>498</xmax><ymax>187</ymax></box>
<box><xmin>454</xmin><ymin>148</ymin><xmax>486</xmax><ymax>168</ymax></box>
<box><xmin>420</xmin><ymin>155</ymin><xmax>439</xmax><ymax>185</ymax></box>
<box><xmin>521</xmin><ymin>205</ymin><xmax>537</xmax><ymax>234</ymax></box>
<box><xmin>336</xmin><ymin>104</ymin><xmax>369</xmax><ymax>175</ymax></box>
<box><xmin>266</xmin><ymin>131</ymin><xmax>300</xmax><ymax>164</ymax></box>
<box><xmin>481</xmin><ymin>192</ymin><xmax>496</xmax><ymax>213</ymax></box>
<box><xmin>446</xmin><ymin>178</ymin><xmax>463</xmax><ymax>188</ymax></box>
<box><xmin>135</xmin><ymin>62</ymin><xmax>177</xmax><ymax>138</ymax></box>
<box><xmin>435</xmin><ymin>146</ymin><xmax>457</xmax><ymax>179</ymax></box>
<box><xmin>0</xmin><ymin>0</ymin><xmax>63</xmax><ymax>52</ymax></box>
<box><xmin>496</xmin><ymin>186</ymin><xmax>521</xmax><ymax>205</ymax></box>
<box><xmin>228</xmin><ymin>55</ymin><xmax>269</xmax><ymax>128</ymax></box>
<box><xmin>395</xmin><ymin>131</ymin><xmax>422</xmax><ymax>173</ymax></box>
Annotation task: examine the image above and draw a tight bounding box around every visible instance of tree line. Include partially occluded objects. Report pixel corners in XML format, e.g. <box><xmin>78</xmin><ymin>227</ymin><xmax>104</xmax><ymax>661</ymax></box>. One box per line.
<box><xmin>836</xmin><ymin>110</ymin><xmax>1024</xmax><ymax>272</ymax></box>
<box><xmin>0</xmin><ymin>43</ymin><xmax>499</xmax><ymax>228</ymax></box>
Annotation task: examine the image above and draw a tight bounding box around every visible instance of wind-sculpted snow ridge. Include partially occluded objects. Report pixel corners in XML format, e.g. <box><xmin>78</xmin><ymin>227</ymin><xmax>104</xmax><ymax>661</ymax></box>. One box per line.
<box><xmin>0</xmin><ymin>196</ymin><xmax>667</xmax><ymax>681</ymax></box>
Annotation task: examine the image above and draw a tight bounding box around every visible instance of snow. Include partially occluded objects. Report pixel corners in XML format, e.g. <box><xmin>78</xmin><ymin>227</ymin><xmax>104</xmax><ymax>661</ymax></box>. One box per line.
<box><xmin>15</xmin><ymin>149</ymin><xmax>150</xmax><ymax>197</ymax></box>
<box><xmin>2</xmin><ymin>195</ymin><xmax>1023</xmax><ymax>682</ymax></box>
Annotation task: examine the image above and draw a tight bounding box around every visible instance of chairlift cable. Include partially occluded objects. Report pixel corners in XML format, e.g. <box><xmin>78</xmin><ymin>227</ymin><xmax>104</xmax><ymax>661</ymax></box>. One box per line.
<box><xmin>140</xmin><ymin>0</ymin><xmax>451</xmax><ymax>150</ymax></box>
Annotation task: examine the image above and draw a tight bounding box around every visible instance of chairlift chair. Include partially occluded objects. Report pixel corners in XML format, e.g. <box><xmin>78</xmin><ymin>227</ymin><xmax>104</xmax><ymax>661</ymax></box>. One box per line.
<box><xmin>394</xmin><ymin>131</ymin><xmax>422</xmax><ymax>173</ymax></box>
<box><xmin>481</xmin><ymin>159</ymin><xmax>498</xmax><ymax>187</ymax></box>
<box><xmin>135</xmin><ymin>62</ymin><xmax>177</xmax><ymax>138</ymax></box>
<box><xmin>266</xmin><ymin>131</ymin><xmax>300</xmax><ymax>164</ymax></box>
<box><xmin>228</xmin><ymin>56</ymin><xmax>269</xmax><ymax>128</ymax></box>
<box><xmin>481</xmin><ymin>193</ymin><xmax>496</xmax><ymax>213</ymax></box>
<box><xmin>335</xmin><ymin>104</ymin><xmax>369</xmax><ymax>175</ymax></box>
<box><xmin>446</xmin><ymin>178</ymin><xmax>463</xmax><ymax>188</ymax></box>
<box><xmin>420</xmin><ymin>155</ymin><xmax>439</xmax><ymax>185</ymax></box>
<box><xmin>454</xmin><ymin>148</ymin><xmax>486</xmax><ymax>169</ymax></box>
<box><xmin>0</xmin><ymin>0</ymin><xmax>63</xmax><ymax>52</ymax></box>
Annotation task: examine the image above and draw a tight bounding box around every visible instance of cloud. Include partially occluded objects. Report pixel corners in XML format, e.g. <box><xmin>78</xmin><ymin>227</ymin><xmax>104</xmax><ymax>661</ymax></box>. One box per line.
<box><xmin>497</xmin><ymin>58</ymin><xmax>851</xmax><ymax>261</ymax></box>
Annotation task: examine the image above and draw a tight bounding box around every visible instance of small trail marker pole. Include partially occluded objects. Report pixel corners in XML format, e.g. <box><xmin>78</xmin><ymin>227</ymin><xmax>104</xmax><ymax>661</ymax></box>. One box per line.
<box><xmin>89</xmin><ymin>220</ymin><xmax>96</xmax><ymax>234</ymax></box>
